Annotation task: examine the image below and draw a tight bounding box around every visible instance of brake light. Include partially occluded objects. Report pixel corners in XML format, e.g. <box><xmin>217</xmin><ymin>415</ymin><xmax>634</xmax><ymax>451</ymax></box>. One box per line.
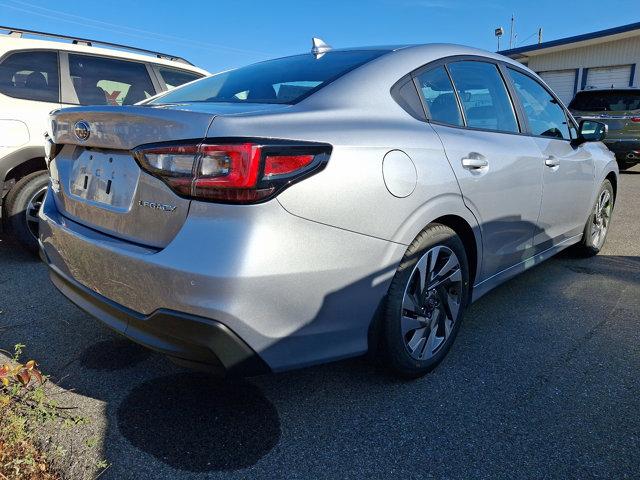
<box><xmin>631</xmin><ymin>117</ymin><xmax>640</xmax><ymax>123</ymax></box>
<box><xmin>132</xmin><ymin>140</ymin><xmax>331</xmax><ymax>204</ymax></box>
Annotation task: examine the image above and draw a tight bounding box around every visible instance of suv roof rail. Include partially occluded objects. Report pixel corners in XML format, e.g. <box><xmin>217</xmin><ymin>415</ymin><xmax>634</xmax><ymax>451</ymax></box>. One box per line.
<box><xmin>0</xmin><ymin>25</ymin><xmax>194</xmax><ymax>66</ymax></box>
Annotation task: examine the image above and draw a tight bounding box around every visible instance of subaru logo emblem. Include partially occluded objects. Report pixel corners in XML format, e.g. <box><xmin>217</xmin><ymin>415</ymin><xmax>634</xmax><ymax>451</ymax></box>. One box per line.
<box><xmin>74</xmin><ymin>121</ymin><xmax>91</xmax><ymax>141</ymax></box>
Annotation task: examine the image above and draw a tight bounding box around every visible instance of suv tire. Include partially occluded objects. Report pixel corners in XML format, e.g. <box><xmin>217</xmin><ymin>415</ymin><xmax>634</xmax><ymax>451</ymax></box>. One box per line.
<box><xmin>4</xmin><ymin>171</ymin><xmax>49</xmax><ymax>255</ymax></box>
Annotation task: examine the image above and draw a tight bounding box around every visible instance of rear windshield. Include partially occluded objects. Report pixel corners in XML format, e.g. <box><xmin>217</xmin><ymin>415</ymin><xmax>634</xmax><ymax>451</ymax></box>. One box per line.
<box><xmin>149</xmin><ymin>50</ymin><xmax>387</xmax><ymax>105</ymax></box>
<box><xmin>568</xmin><ymin>90</ymin><xmax>640</xmax><ymax>112</ymax></box>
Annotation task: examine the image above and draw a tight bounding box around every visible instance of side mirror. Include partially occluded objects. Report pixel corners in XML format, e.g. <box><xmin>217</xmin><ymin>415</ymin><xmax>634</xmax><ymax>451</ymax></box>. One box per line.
<box><xmin>578</xmin><ymin>119</ymin><xmax>607</xmax><ymax>143</ymax></box>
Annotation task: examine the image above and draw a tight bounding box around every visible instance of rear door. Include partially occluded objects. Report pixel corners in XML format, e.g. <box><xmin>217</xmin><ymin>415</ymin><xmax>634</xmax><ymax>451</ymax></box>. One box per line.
<box><xmin>505</xmin><ymin>67</ymin><xmax>594</xmax><ymax>250</ymax></box>
<box><xmin>61</xmin><ymin>53</ymin><xmax>158</xmax><ymax>106</ymax></box>
<box><xmin>417</xmin><ymin>60</ymin><xmax>543</xmax><ymax>281</ymax></box>
<box><xmin>0</xmin><ymin>50</ymin><xmax>61</xmax><ymax>139</ymax></box>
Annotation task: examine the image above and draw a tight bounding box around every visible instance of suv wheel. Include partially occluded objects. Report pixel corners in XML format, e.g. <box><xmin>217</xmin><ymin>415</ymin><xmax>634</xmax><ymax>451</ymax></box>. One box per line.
<box><xmin>382</xmin><ymin>224</ymin><xmax>470</xmax><ymax>378</ymax></box>
<box><xmin>4</xmin><ymin>171</ymin><xmax>49</xmax><ymax>255</ymax></box>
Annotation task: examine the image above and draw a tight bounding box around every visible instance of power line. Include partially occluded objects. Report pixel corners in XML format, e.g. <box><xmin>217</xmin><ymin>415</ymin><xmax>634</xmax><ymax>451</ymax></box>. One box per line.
<box><xmin>517</xmin><ymin>31</ymin><xmax>538</xmax><ymax>46</ymax></box>
<box><xmin>1</xmin><ymin>0</ymin><xmax>272</xmax><ymax>57</ymax></box>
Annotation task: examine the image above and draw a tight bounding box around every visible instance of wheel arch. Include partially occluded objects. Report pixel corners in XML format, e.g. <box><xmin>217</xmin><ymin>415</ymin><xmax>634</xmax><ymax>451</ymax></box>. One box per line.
<box><xmin>391</xmin><ymin>194</ymin><xmax>482</xmax><ymax>292</ymax></box>
<box><xmin>605</xmin><ymin>170</ymin><xmax>617</xmax><ymax>201</ymax></box>
<box><xmin>431</xmin><ymin>214</ymin><xmax>479</xmax><ymax>291</ymax></box>
<box><xmin>1</xmin><ymin>146</ymin><xmax>47</xmax><ymax>200</ymax></box>
<box><xmin>4</xmin><ymin>157</ymin><xmax>46</xmax><ymax>184</ymax></box>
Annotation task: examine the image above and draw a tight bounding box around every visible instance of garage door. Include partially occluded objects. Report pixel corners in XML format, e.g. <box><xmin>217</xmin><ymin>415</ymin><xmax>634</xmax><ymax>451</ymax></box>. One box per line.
<box><xmin>538</xmin><ymin>70</ymin><xmax>576</xmax><ymax>105</ymax></box>
<box><xmin>585</xmin><ymin>65</ymin><xmax>632</xmax><ymax>89</ymax></box>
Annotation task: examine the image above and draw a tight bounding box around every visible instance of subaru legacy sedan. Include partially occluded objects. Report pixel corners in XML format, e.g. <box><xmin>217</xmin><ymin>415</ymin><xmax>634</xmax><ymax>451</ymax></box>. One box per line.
<box><xmin>39</xmin><ymin>43</ymin><xmax>618</xmax><ymax>378</ymax></box>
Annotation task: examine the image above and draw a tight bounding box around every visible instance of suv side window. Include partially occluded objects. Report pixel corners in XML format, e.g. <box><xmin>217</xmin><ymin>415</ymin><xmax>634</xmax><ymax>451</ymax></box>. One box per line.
<box><xmin>447</xmin><ymin>61</ymin><xmax>519</xmax><ymax>133</ymax></box>
<box><xmin>157</xmin><ymin>67</ymin><xmax>202</xmax><ymax>90</ymax></box>
<box><xmin>0</xmin><ymin>51</ymin><xmax>59</xmax><ymax>102</ymax></box>
<box><xmin>68</xmin><ymin>54</ymin><xmax>155</xmax><ymax>106</ymax></box>
<box><xmin>507</xmin><ymin>68</ymin><xmax>571</xmax><ymax>140</ymax></box>
<box><xmin>415</xmin><ymin>66</ymin><xmax>463</xmax><ymax>126</ymax></box>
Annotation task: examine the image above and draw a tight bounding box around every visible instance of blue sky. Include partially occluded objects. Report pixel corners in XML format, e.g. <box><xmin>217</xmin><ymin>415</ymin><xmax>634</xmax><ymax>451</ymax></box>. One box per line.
<box><xmin>1</xmin><ymin>0</ymin><xmax>638</xmax><ymax>73</ymax></box>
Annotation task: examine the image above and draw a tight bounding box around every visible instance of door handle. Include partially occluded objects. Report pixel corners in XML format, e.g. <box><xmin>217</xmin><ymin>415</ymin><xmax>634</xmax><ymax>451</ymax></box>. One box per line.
<box><xmin>544</xmin><ymin>156</ymin><xmax>560</xmax><ymax>168</ymax></box>
<box><xmin>461</xmin><ymin>157</ymin><xmax>489</xmax><ymax>170</ymax></box>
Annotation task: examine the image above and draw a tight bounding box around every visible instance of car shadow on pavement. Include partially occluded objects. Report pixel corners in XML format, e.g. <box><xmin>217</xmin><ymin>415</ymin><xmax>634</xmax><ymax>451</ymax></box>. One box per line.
<box><xmin>117</xmin><ymin>373</ymin><xmax>281</xmax><ymax>472</ymax></box>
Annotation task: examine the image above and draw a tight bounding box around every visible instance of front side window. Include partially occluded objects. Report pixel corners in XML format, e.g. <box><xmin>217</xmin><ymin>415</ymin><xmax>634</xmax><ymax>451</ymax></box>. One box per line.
<box><xmin>68</xmin><ymin>54</ymin><xmax>155</xmax><ymax>106</ymax></box>
<box><xmin>447</xmin><ymin>61</ymin><xmax>519</xmax><ymax>133</ymax></box>
<box><xmin>507</xmin><ymin>68</ymin><xmax>571</xmax><ymax>140</ymax></box>
<box><xmin>416</xmin><ymin>66</ymin><xmax>463</xmax><ymax>126</ymax></box>
<box><xmin>150</xmin><ymin>50</ymin><xmax>388</xmax><ymax>105</ymax></box>
<box><xmin>157</xmin><ymin>67</ymin><xmax>203</xmax><ymax>90</ymax></box>
<box><xmin>0</xmin><ymin>51</ymin><xmax>59</xmax><ymax>102</ymax></box>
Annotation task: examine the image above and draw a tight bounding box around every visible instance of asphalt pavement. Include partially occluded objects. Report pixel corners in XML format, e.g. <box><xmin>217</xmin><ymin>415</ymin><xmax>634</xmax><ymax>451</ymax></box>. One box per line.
<box><xmin>1</xmin><ymin>166</ymin><xmax>638</xmax><ymax>479</ymax></box>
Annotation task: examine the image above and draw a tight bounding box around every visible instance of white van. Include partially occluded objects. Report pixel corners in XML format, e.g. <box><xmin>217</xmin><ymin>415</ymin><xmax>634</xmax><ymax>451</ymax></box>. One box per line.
<box><xmin>0</xmin><ymin>26</ymin><xmax>208</xmax><ymax>252</ymax></box>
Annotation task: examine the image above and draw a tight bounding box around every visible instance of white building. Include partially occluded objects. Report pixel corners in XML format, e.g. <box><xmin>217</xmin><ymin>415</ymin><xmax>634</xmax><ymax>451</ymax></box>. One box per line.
<box><xmin>500</xmin><ymin>22</ymin><xmax>640</xmax><ymax>104</ymax></box>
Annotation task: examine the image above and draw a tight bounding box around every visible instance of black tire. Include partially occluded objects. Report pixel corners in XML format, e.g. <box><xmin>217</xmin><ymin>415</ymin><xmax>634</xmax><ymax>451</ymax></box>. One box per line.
<box><xmin>572</xmin><ymin>179</ymin><xmax>614</xmax><ymax>257</ymax></box>
<box><xmin>382</xmin><ymin>224</ymin><xmax>470</xmax><ymax>378</ymax></box>
<box><xmin>3</xmin><ymin>170</ymin><xmax>49</xmax><ymax>255</ymax></box>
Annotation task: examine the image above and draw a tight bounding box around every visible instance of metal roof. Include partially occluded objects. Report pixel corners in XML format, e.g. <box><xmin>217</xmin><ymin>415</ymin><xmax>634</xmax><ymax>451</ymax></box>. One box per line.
<box><xmin>498</xmin><ymin>22</ymin><xmax>640</xmax><ymax>57</ymax></box>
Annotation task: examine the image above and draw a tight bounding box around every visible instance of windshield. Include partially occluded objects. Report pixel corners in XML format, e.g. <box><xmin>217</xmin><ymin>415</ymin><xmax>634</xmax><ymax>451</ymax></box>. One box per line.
<box><xmin>569</xmin><ymin>90</ymin><xmax>640</xmax><ymax>112</ymax></box>
<box><xmin>149</xmin><ymin>50</ymin><xmax>388</xmax><ymax>105</ymax></box>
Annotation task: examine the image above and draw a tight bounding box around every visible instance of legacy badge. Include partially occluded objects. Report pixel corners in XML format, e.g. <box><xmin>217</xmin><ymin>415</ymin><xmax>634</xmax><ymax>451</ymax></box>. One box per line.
<box><xmin>138</xmin><ymin>200</ymin><xmax>177</xmax><ymax>212</ymax></box>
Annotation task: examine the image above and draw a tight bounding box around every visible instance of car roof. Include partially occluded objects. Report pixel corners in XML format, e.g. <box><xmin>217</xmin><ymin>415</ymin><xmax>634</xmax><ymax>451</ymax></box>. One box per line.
<box><xmin>0</xmin><ymin>35</ymin><xmax>209</xmax><ymax>75</ymax></box>
<box><xmin>577</xmin><ymin>87</ymin><xmax>640</xmax><ymax>93</ymax></box>
<box><xmin>291</xmin><ymin>43</ymin><xmax>536</xmax><ymax>110</ymax></box>
<box><xmin>300</xmin><ymin>43</ymin><xmax>528</xmax><ymax>67</ymax></box>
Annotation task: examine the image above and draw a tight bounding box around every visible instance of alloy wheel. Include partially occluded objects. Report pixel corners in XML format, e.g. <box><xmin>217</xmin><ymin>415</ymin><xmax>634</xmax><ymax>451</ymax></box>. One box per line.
<box><xmin>591</xmin><ymin>188</ymin><xmax>612</xmax><ymax>249</ymax></box>
<box><xmin>401</xmin><ymin>245</ymin><xmax>463</xmax><ymax>361</ymax></box>
<box><xmin>25</xmin><ymin>186</ymin><xmax>47</xmax><ymax>240</ymax></box>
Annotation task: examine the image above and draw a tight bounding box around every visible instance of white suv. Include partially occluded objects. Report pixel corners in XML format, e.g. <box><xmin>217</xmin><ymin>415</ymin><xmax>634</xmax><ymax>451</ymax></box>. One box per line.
<box><xmin>0</xmin><ymin>26</ymin><xmax>208</xmax><ymax>252</ymax></box>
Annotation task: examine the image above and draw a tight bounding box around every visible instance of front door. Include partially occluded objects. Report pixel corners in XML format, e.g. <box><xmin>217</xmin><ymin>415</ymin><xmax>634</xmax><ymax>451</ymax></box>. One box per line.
<box><xmin>505</xmin><ymin>68</ymin><xmax>595</xmax><ymax>251</ymax></box>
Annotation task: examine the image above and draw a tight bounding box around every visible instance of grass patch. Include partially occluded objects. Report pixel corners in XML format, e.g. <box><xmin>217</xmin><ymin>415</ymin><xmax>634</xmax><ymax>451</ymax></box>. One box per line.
<box><xmin>0</xmin><ymin>344</ymin><xmax>107</xmax><ymax>479</ymax></box>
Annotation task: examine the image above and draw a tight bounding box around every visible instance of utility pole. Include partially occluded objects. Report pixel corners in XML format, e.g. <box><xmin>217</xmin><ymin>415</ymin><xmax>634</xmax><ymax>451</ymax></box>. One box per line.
<box><xmin>538</xmin><ymin>27</ymin><xmax>543</xmax><ymax>44</ymax></box>
<box><xmin>509</xmin><ymin>14</ymin><xmax>515</xmax><ymax>49</ymax></box>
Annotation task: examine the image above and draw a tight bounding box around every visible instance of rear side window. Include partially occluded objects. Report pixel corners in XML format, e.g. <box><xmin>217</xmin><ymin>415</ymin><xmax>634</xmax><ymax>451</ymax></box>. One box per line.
<box><xmin>416</xmin><ymin>66</ymin><xmax>463</xmax><ymax>126</ymax></box>
<box><xmin>150</xmin><ymin>50</ymin><xmax>387</xmax><ymax>105</ymax></box>
<box><xmin>158</xmin><ymin>67</ymin><xmax>202</xmax><ymax>90</ymax></box>
<box><xmin>507</xmin><ymin>68</ymin><xmax>571</xmax><ymax>140</ymax></box>
<box><xmin>447</xmin><ymin>61</ymin><xmax>519</xmax><ymax>133</ymax></box>
<box><xmin>568</xmin><ymin>90</ymin><xmax>640</xmax><ymax>112</ymax></box>
<box><xmin>0</xmin><ymin>51</ymin><xmax>59</xmax><ymax>102</ymax></box>
<box><xmin>68</xmin><ymin>54</ymin><xmax>155</xmax><ymax>106</ymax></box>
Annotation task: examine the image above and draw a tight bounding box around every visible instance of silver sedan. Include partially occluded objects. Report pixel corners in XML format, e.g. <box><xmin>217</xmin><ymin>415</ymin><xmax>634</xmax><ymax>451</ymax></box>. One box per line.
<box><xmin>40</xmin><ymin>41</ymin><xmax>618</xmax><ymax>377</ymax></box>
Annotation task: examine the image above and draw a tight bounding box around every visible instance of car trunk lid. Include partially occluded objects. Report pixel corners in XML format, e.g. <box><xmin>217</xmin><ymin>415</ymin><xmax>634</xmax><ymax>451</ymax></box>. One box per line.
<box><xmin>48</xmin><ymin>104</ymin><xmax>281</xmax><ymax>248</ymax></box>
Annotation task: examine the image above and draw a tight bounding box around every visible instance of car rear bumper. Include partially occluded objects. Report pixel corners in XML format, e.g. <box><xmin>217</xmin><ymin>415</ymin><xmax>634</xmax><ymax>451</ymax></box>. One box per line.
<box><xmin>46</xmin><ymin>263</ymin><xmax>270</xmax><ymax>376</ymax></box>
<box><xmin>39</xmin><ymin>187</ymin><xmax>404</xmax><ymax>372</ymax></box>
<box><xmin>604</xmin><ymin>139</ymin><xmax>640</xmax><ymax>163</ymax></box>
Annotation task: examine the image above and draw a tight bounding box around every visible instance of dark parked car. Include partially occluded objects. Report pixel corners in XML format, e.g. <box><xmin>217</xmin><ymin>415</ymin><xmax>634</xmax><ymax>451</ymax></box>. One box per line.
<box><xmin>569</xmin><ymin>88</ymin><xmax>640</xmax><ymax>170</ymax></box>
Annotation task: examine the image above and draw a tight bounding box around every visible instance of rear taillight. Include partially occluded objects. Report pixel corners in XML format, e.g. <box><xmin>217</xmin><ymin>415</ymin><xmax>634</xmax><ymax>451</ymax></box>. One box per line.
<box><xmin>631</xmin><ymin>117</ymin><xmax>640</xmax><ymax>123</ymax></box>
<box><xmin>132</xmin><ymin>140</ymin><xmax>331</xmax><ymax>204</ymax></box>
